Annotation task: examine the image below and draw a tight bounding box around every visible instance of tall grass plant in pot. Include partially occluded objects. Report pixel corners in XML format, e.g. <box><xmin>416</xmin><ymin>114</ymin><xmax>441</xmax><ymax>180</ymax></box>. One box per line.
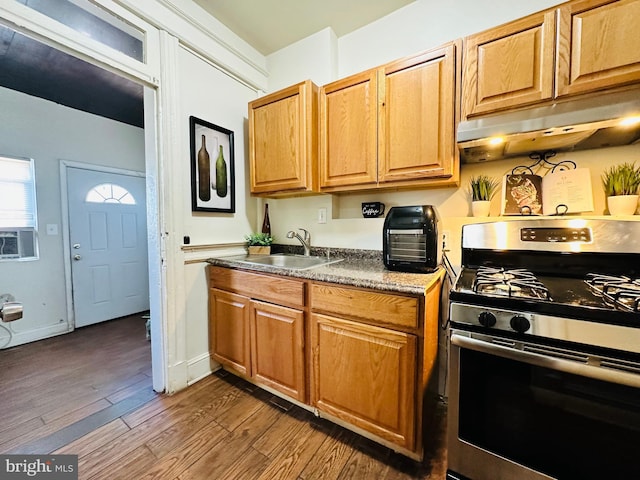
<box><xmin>469</xmin><ymin>175</ymin><xmax>500</xmax><ymax>217</ymax></box>
<box><xmin>602</xmin><ymin>162</ymin><xmax>640</xmax><ymax>215</ymax></box>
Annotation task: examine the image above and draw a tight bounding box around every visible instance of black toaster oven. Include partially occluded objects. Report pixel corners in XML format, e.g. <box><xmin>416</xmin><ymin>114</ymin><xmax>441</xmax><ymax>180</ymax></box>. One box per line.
<box><xmin>383</xmin><ymin>205</ymin><xmax>441</xmax><ymax>273</ymax></box>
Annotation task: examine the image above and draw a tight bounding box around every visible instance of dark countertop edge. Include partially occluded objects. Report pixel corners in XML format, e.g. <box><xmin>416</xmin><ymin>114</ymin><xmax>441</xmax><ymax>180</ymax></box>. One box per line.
<box><xmin>207</xmin><ymin>253</ymin><xmax>444</xmax><ymax>296</ymax></box>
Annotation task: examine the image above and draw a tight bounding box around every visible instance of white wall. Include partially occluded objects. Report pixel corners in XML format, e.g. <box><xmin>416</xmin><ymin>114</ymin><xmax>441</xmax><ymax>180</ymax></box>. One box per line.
<box><xmin>176</xmin><ymin>46</ymin><xmax>258</xmax><ymax>383</ymax></box>
<box><xmin>0</xmin><ymin>87</ymin><xmax>144</xmax><ymax>347</ymax></box>
<box><xmin>177</xmin><ymin>48</ymin><xmax>257</xmax><ymax>245</ymax></box>
<box><xmin>267</xmin><ymin>27</ymin><xmax>338</xmax><ymax>93</ymax></box>
<box><xmin>337</xmin><ymin>0</ymin><xmax>562</xmax><ymax>77</ymax></box>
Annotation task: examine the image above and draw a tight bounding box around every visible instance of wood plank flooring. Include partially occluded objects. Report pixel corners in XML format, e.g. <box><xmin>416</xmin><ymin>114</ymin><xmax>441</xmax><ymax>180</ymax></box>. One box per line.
<box><xmin>0</xmin><ymin>314</ymin><xmax>447</xmax><ymax>479</ymax></box>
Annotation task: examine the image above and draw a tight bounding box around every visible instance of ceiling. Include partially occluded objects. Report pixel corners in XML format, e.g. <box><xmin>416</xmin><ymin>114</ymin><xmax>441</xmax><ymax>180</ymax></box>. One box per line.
<box><xmin>193</xmin><ymin>0</ymin><xmax>415</xmax><ymax>55</ymax></box>
<box><xmin>0</xmin><ymin>0</ymin><xmax>413</xmax><ymax>127</ymax></box>
<box><xmin>0</xmin><ymin>25</ymin><xmax>144</xmax><ymax>127</ymax></box>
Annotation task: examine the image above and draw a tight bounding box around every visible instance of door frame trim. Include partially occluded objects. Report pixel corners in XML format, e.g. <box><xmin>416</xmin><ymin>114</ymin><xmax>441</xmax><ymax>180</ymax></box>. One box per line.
<box><xmin>60</xmin><ymin>160</ymin><xmax>146</xmax><ymax>331</ymax></box>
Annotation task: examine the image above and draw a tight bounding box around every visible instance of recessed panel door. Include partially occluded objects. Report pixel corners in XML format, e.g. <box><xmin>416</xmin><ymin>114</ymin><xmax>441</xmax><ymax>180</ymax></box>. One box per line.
<box><xmin>67</xmin><ymin>167</ymin><xmax>149</xmax><ymax>327</ymax></box>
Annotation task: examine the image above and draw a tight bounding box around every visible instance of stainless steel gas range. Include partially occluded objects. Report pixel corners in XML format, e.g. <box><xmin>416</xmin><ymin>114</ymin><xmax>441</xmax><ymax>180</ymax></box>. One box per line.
<box><xmin>446</xmin><ymin>219</ymin><xmax>640</xmax><ymax>480</ymax></box>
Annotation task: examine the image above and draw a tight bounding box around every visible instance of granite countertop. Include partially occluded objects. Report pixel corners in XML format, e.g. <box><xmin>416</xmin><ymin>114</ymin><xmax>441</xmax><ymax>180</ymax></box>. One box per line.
<box><xmin>207</xmin><ymin>246</ymin><xmax>444</xmax><ymax>295</ymax></box>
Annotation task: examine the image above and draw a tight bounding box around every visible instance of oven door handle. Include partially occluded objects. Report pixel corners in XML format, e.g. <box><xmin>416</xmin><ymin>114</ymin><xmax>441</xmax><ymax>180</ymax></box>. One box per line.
<box><xmin>451</xmin><ymin>333</ymin><xmax>640</xmax><ymax>389</ymax></box>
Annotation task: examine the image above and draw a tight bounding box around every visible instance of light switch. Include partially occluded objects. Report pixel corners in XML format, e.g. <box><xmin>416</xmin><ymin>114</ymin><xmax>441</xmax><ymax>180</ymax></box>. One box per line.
<box><xmin>46</xmin><ymin>224</ymin><xmax>59</xmax><ymax>235</ymax></box>
<box><xmin>318</xmin><ymin>208</ymin><xmax>327</xmax><ymax>224</ymax></box>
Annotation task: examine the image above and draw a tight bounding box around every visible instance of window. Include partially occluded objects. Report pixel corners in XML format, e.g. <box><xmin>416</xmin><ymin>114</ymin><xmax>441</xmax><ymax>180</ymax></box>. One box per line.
<box><xmin>0</xmin><ymin>156</ymin><xmax>38</xmax><ymax>260</ymax></box>
<box><xmin>18</xmin><ymin>0</ymin><xmax>144</xmax><ymax>61</ymax></box>
<box><xmin>86</xmin><ymin>183</ymin><xmax>136</xmax><ymax>205</ymax></box>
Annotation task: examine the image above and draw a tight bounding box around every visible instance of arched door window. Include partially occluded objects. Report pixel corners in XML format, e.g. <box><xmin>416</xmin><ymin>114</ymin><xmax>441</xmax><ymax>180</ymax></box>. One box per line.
<box><xmin>86</xmin><ymin>183</ymin><xmax>136</xmax><ymax>205</ymax></box>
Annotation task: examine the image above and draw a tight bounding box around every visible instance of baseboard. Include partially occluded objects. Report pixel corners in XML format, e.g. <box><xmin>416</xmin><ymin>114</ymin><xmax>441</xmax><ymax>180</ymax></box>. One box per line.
<box><xmin>187</xmin><ymin>352</ymin><xmax>218</xmax><ymax>385</ymax></box>
<box><xmin>0</xmin><ymin>322</ymin><xmax>71</xmax><ymax>349</ymax></box>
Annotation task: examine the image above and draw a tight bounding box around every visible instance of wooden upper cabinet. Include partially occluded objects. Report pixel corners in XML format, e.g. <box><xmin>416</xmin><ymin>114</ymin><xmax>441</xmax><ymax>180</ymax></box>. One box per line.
<box><xmin>319</xmin><ymin>70</ymin><xmax>378</xmax><ymax>190</ymax></box>
<box><xmin>320</xmin><ymin>43</ymin><xmax>459</xmax><ymax>192</ymax></box>
<box><xmin>461</xmin><ymin>10</ymin><xmax>556</xmax><ymax>118</ymax></box>
<box><xmin>379</xmin><ymin>44</ymin><xmax>457</xmax><ymax>184</ymax></box>
<box><xmin>249</xmin><ymin>80</ymin><xmax>318</xmax><ymax>196</ymax></box>
<box><xmin>556</xmin><ymin>0</ymin><xmax>640</xmax><ymax>97</ymax></box>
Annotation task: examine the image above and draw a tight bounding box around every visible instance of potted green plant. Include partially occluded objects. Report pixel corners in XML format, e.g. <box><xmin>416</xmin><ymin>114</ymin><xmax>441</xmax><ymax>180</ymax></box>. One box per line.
<box><xmin>469</xmin><ymin>175</ymin><xmax>500</xmax><ymax>217</ymax></box>
<box><xmin>602</xmin><ymin>162</ymin><xmax>640</xmax><ymax>215</ymax></box>
<box><xmin>245</xmin><ymin>232</ymin><xmax>274</xmax><ymax>255</ymax></box>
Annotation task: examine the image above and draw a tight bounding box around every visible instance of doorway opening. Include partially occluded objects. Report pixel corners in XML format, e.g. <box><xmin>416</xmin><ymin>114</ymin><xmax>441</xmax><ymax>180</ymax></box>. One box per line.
<box><xmin>0</xmin><ymin>16</ymin><xmax>164</xmax><ymax>392</ymax></box>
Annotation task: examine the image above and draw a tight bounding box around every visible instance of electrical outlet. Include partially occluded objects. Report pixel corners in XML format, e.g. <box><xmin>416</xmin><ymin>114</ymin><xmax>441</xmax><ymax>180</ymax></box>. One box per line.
<box><xmin>442</xmin><ymin>230</ymin><xmax>451</xmax><ymax>251</ymax></box>
<box><xmin>318</xmin><ymin>208</ymin><xmax>327</xmax><ymax>224</ymax></box>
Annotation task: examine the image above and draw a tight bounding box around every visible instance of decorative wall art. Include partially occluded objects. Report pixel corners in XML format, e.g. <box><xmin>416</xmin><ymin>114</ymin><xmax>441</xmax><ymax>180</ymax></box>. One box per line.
<box><xmin>189</xmin><ymin>116</ymin><xmax>235</xmax><ymax>213</ymax></box>
<box><xmin>501</xmin><ymin>169</ymin><xmax>593</xmax><ymax>216</ymax></box>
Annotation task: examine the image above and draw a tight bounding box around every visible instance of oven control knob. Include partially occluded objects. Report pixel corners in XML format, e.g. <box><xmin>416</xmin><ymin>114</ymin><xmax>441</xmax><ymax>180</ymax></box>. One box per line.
<box><xmin>510</xmin><ymin>315</ymin><xmax>531</xmax><ymax>333</ymax></box>
<box><xmin>478</xmin><ymin>311</ymin><xmax>496</xmax><ymax>327</ymax></box>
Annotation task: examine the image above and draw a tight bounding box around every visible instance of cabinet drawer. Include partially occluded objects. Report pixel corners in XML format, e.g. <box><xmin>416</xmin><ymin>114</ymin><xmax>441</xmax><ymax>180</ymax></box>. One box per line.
<box><xmin>310</xmin><ymin>283</ymin><xmax>418</xmax><ymax>329</ymax></box>
<box><xmin>209</xmin><ymin>266</ymin><xmax>304</xmax><ymax>308</ymax></box>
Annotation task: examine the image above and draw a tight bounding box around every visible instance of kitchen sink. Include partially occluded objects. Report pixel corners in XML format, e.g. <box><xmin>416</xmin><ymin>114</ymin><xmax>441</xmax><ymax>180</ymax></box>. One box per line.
<box><xmin>229</xmin><ymin>253</ymin><xmax>344</xmax><ymax>270</ymax></box>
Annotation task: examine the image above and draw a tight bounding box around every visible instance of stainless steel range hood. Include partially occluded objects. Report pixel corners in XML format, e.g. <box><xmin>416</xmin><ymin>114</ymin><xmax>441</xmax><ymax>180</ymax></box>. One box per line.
<box><xmin>457</xmin><ymin>89</ymin><xmax>640</xmax><ymax>163</ymax></box>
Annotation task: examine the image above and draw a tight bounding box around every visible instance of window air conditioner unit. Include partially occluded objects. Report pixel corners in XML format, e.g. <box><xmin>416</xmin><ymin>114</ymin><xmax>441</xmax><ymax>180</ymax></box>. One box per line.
<box><xmin>0</xmin><ymin>229</ymin><xmax>37</xmax><ymax>260</ymax></box>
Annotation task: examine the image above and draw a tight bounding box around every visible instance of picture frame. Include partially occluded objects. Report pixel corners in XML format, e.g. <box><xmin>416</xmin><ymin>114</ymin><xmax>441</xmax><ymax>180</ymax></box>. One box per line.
<box><xmin>189</xmin><ymin>116</ymin><xmax>235</xmax><ymax>213</ymax></box>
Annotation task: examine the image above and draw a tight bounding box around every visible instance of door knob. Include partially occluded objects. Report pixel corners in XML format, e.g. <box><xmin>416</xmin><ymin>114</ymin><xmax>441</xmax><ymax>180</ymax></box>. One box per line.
<box><xmin>73</xmin><ymin>243</ymin><xmax>81</xmax><ymax>249</ymax></box>
<box><xmin>73</xmin><ymin>254</ymin><xmax>82</xmax><ymax>260</ymax></box>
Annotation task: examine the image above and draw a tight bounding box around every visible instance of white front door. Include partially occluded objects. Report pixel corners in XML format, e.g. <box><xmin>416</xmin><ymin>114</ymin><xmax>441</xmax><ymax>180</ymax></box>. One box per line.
<box><xmin>67</xmin><ymin>167</ymin><xmax>149</xmax><ymax>328</ymax></box>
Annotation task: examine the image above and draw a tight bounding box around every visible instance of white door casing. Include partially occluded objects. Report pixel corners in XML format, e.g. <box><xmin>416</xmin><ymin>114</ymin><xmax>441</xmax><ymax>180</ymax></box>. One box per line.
<box><xmin>4</xmin><ymin>0</ymin><xmax>166</xmax><ymax>392</ymax></box>
<box><xmin>67</xmin><ymin>167</ymin><xmax>149</xmax><ymax>328</ymax></box>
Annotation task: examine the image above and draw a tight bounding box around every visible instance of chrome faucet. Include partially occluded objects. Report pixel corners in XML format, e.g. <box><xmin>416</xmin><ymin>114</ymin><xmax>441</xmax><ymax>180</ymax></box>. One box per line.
<box><xmin>286</xmin><ymin>228</ymin><xmax>311</xmax><ymax>256</ymax></box>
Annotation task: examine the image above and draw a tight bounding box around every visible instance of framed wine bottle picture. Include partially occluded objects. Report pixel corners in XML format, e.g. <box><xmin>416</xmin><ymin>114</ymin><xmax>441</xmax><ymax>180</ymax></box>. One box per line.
<box><xmin>189</xmin><ymin>115</ymin><xmax>235</xmax><ymax>213</ymax></box>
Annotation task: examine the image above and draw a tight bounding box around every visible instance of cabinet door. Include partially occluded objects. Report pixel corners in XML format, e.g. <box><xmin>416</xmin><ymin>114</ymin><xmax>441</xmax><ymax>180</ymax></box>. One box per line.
<box><xmin>378</xmin><ymin>45</ymin><xmax>456</xmax><ymax>184</ymax></box>
<box><xmin>209</xmin><ymin>288</ymin><xmax>251</xmax><ymax>376</ymax></box>
<box><xmin>556</xmin><ymin>0</ymin><xmax>640</xmax><ymax>97</ymax></box>
<box><xmin>311</xmin><ymin>313</ymin><xmax>417</xmax><ymax>450</ymax></box>
<box><xmin>249</xmin><ymin>80</ymin><xmax>318</xmax><ymax>195</ymax></box>
<box><xmin>461</xmin><ymin>10</ymin><xmax>556</xmax><ymax>117</ymax></box>
<box><xmin>250</xmin><ymin>300</ymin><xmax>306</xmax><ymax>402</ymax></box>
<box><xmin>319</xmin><ymin>70</ymin><xmax>378</xmax><ymax>190</ymax></box>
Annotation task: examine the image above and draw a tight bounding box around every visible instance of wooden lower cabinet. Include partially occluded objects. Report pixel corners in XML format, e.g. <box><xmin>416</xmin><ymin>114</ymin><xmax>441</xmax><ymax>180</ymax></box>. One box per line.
<box><xmin>207</xmin><ymin>265</ymin><xmax>443</xmax><ymax>459</ymax></box>
<box><xmin>209</xmin><ymin>288</ymin><xmax>251</xmax><ymax>376</ymax></box>
<box><xmin>208</xmin><ymin>267</ymin><xmax>307</xmax><ymax>402</ymax></box>
<box><xmin>250</xmin><ymin>300</ymin><xmax>306</xmax><ymax>402</ymax></box>
<box><xmin>310</xmin><ymin>313</ymin><xmax>417</xmax><ymax>450</ymax></box>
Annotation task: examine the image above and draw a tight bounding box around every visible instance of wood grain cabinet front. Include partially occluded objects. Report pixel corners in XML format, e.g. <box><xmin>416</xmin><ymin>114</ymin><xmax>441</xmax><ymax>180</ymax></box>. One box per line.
<box><xmin>208</xmin><ymin>265</ymin><xmax>444</xmax><ymax>459</ymax></box>
<box><xmin>462</xmin><ymin>0</ymin><xmax>640</xmax><ymax>118</ymax></box>
<box><xmin>319</xmin><ymin>42</ymin><xmax>459</xmax><ymax>192</ymax></box>
<box><xmin>248</xmin><ymin>80</ymin><xmax>319</xmax><ymax>196</ymax></box>
<box><xmin>209</xmin><ymin>288</ymin><xmax>251</xmax><ymax>376</ymax></box>
<box><xmin>378</xmin><ymin>44</ymin><xmax>458</xmax><ymax>187</ymax></box>
<box><xmin>250</xmin><ymin>300</ymin><xmax>306</xmax><ymax>402</ymax></box>
<box><xmin>310</xmin><ymin>312</ymin><xmax>417</xmax><ymax>450</ymax></box>
<box><xmin>309</xmin><ymin>280</ymin><xmax>443</xmax><ymax>457</ymax></box>
<box><xmin>208</xmin><ymin>266</ymin><xmax>306</xmax><ymax>401</ymax></box>
<box><xmin>461</xmin><ymin>10</ymin><xmax>556</xmax><ymax>117</ymax></box>
<box><xmin>556</xmin><ymin>0</ymin><xmax>640</xmax><ymax>97</ymax></box>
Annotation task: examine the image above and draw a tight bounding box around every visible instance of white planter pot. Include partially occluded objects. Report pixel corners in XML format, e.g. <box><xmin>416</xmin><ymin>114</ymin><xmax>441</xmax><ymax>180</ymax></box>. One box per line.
<box><xmin>471</xmin><ymin>200</ymin><xmax>491</xmax><ymax>217</ymax></box>
<box><xmin>607</xmin><ymin>195</ymin><xmax>639</xmax><ymax>216</ymax></box>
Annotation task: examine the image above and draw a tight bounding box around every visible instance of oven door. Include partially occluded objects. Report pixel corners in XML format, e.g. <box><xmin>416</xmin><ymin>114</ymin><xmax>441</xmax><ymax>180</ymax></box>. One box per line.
<box><xmin>447</xmin><ymin>330</ymin><xmax>640</xmax><ymax>480</ymax></box>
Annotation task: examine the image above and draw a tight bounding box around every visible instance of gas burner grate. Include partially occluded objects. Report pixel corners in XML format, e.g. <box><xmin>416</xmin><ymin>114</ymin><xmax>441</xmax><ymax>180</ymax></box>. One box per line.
<box><xmin>585</xmin><ymin>274</ymin><xmax>640</xmax><ymax>312</ymax></box>
<box><xmin>473</xmin><ymin>267</ymin><xmax>551</xmax><ymax>300</ymax></box>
